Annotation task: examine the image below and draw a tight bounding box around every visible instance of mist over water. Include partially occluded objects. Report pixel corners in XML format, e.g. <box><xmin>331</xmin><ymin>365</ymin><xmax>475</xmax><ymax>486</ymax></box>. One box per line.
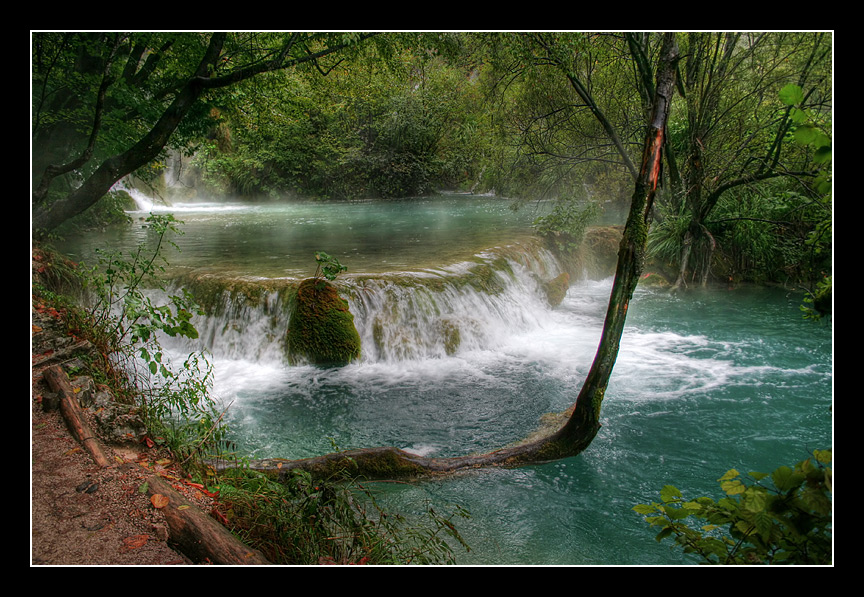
<box><xmin>55</xmin><ymin>193</ymin><xmax>832</xmax><ymax>565</ymax></box>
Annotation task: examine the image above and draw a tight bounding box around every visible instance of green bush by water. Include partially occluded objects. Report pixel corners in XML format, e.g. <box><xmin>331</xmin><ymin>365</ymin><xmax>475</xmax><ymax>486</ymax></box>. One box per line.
<box><xmin>634</xmin><ymin>449</ymin><xmax>832</xmax><ymax>565</ymax></box>
<box><xmin>214</xmin><ymin>467</ymin><xmax>471</xmax><ymax>565</ymax></box>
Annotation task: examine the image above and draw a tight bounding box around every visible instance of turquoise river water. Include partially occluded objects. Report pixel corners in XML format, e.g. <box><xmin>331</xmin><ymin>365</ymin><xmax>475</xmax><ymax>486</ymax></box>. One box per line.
<box><xmin>55</xmin><ymin>193</ymin><xmax>833</xmax><ymax>565</ymax></box>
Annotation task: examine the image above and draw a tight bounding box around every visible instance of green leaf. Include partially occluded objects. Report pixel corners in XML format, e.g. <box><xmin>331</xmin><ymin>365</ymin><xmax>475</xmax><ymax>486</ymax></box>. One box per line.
<box><xmin>789</xmin><ymin>107</ymin><xmax>808</xmax><ymax>124</ymax></box>
<box><xmin>813</xmin><ymin>145</ymin><xmax>832</xmax><ymax>164</ymax></box>
<box><xmin>660</xmin><ymin>485</ymin><xmax>682</xmax><ymax>503</ymax></box>
<box><xmin>721</xmin><ymin>479</ymin><xmax>746</xmax><ymax>495</ymax></box>
<box><xmin>718</xmin><ymin>469</ymin><xmax>740</xmax><ymax>482</ymax></box>
<box><xmin>813</xmin><ymin>449</ymin><xmax>832</xmax><ymax>465</ymax></box>
<box><xmin>741</xmin><ymin>487</ymin><xmax>767</xmax><ymax>512</ymax></box>
<box><xmin>779</xmin><ymin>84</ymin><xmax>804</xmax><ymax>106</ymax></box>
<box><xmin>632</xmin><ymin>504</ymin><xmax>657</xmax><ymax>515</ymax></box>
<box><xmin>793</xmin><ymin>125</ymin><xmax>813</xmax><ymax>145</ymax></box>
<box><xmin>655</xmin><ymin>527</ymin><xmax>674</xmax><ymax>542</ymax></box>
<box><xmin>663</xmin><ymin>505</ymin><xmax>692</xmax><ymax>520</ymax></box>
<box><xmin>772</xmin><ymin>466</ymin><xmax>805</xmax><ymax>492</ymax></box>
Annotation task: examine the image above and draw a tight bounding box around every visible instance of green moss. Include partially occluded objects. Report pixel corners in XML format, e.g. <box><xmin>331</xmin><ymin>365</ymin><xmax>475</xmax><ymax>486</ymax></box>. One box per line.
<box><xmin>463</xmin><ymin>263</ymin><xmax>501</xmax><ymax>294</ymax></box>
<box><xmin>177</xmin><ymin>274</ymin><xmax>297</xmax><ymax>317</ymax></box>
<box><xmin>440</xmin><ymin>319</ymin><xmax>461</xmax><ymax>355</ymax></box>
<box><xmin>639</xmin><ymin>272</ymin><xmax>670</xmax><ymax>287</ymax></box>
<box><xmin>542</xmin><ymin>272</ymin><xmax>570</xmax><ymax>307</ymax></box>
<box><xmin>285</xmin><ymin>278</ymin><xmax>361</xmax><ymax>366</ymax></box>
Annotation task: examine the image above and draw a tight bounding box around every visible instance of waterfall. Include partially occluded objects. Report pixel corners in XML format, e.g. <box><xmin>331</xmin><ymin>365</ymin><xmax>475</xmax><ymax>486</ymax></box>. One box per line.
<box><xmin>172</xmin><ymin>240</ymin><xmax>569</xmax><ymax>367</ymax></box>
<box><xmin>110</xmin><ymin>179</ymin><xmax>162</xmax><ymax>212</ymax></box>
<box><xmin>344</xmin><ymin>252</ymin><xmax>561</xmax><ymax>363</ymax></box>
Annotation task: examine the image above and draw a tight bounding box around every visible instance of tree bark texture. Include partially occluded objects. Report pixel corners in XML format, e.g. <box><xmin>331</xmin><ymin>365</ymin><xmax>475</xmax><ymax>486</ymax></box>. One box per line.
<box><xmin>214</xmin><ymin>34</ymin><xmax>681</xmax><ymax>482</ymax></box>
<box><xmin>145</xmin><ymin>474</ymin><xmax>271</xmax><ymax>565</ymax></box>
<box><xmin>42</xmin><ymin>364</ymin><xmax>112</xmax><ymax>468</ymax></box>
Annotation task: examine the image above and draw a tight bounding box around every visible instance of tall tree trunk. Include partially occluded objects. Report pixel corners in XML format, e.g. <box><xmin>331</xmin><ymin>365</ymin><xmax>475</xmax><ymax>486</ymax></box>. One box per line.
<box><xmin>213</xmin><ymin>34</ymin><xmax>681</xmax><ymax>482</ymax></box>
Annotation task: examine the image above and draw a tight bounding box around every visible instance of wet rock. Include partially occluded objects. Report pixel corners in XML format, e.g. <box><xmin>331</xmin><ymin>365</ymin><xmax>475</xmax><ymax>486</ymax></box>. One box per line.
<box><xmin>639</xmin><ymin>272</ymin><xmax>670</xmax><ymax>287</ymax></box>
<box><xmin>543</xmin><ymin>272</ymin><xmax>571</xmax><ymax>307</ymax></box>
<box><xmin>285</xmin><ymin>278</ymin><xmax>361</xmax><ymax>367</ymax></box>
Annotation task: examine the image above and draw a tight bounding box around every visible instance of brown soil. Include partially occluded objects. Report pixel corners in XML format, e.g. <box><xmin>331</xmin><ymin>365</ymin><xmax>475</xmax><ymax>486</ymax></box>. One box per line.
<box><xmin>31</xmin><ymin>306</ymin><xmax>211</xmax><ymax>566</ymax></box>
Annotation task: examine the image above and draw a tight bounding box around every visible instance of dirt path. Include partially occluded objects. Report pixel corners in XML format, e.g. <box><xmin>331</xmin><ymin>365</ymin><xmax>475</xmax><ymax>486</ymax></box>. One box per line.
<box><xmin>31</xmin><ymin>401</ymin><xmax>193</xmax><ymax>565</ymax></box>
<box><xmin>31</xmin><ymin>307</ymin><xmax>201</xmax><ymax>566</ymax></box>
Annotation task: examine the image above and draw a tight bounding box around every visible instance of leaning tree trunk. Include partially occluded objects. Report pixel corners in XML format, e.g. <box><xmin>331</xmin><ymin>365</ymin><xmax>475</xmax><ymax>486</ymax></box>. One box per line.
<box><xmin>213</xmin><ymin>34</ymin><xmax>681</xmax><ymax>483</ymax></box>
<box><xmin>32</xmin><ymin>35</ymin><xmax>227</xmax><ymax>237</ymax></box>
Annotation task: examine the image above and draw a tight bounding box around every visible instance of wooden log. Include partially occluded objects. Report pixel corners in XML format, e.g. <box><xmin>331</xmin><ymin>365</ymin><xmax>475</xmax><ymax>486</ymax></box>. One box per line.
<box><xmin>32</xmin><ymin>339</ymin><xmax>93</xmax><ymax>366</ymax></box>
<box><xmin>41</xmin><ymin>364</ymin><xmax>111</xmax><ymax>468</ymax></box>
<box><xmin>145</xmin><ymin>475</ymin><xmax>271</xmax><ymax>565</ymax></box>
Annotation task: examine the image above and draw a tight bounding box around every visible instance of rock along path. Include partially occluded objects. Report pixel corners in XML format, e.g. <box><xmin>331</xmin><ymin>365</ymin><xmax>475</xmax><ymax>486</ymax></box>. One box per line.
<box><xmin>31</xmin><ymin>306</ymin><xmax>204</xmax><ymax>566</ymax></box>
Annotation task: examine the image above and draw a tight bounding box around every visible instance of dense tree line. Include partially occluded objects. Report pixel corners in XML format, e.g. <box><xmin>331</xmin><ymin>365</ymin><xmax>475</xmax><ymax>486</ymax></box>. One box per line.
<box><xmin>31</xmin><ymin>32</ymin><xmax>831</xmax><ymax>293</ymax></box>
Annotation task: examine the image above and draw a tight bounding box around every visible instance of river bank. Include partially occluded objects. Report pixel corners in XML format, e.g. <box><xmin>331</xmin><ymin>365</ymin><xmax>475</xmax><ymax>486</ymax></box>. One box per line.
<box><xmin>29</xmin><ymin>282</ymin><xmax>266</xmax><ymax>565</ymax></box>
<box><xmin>31</xmin><ymin>299</ymin><xmax>198</xmax><ymax>564</ymax></box>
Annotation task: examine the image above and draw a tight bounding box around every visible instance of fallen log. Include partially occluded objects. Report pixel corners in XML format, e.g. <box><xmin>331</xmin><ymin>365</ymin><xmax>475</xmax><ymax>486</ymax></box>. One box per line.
<box><xmin>207</xmin><ymin>427</ymin><xmax>595</xmax><ymax>483</ymax></box>
<box><xmin>145</xmin><ymin>475</ymin><xmax>271</xmax><ymax>565</ymax></box>
<box><xmin>41</xmin><ymin>364</ymin><xmax>111</xmax><ymax>468</ymax></box>
<box><xmin>32</xmin><ymin>339</ymin><xmax>93</xmax><ymax>366</ymax></box>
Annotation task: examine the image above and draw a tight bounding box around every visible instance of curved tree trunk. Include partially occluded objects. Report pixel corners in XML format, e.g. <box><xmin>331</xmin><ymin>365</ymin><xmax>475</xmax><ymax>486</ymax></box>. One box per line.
<box><xmin>32</xmin><ymin>33</ymin><xmax>377</xmax><ymax>238</ymax></box>
<box><xmin>214</xmin><ymin>34</ymin><xmax>681</xmax><ymax>482</ymax></box>
<box><xmin>32</xmin><ymin>35</ymin><xmax>227</xmax><ymax>237</ymax></box>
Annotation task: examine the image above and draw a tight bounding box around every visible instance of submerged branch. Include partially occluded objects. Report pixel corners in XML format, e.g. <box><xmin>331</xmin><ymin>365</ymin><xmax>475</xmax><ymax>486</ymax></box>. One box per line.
<box><xmin>209</xmin><ymin>431</ymin><xmax>593</xmax><ymax>482</ymax></box>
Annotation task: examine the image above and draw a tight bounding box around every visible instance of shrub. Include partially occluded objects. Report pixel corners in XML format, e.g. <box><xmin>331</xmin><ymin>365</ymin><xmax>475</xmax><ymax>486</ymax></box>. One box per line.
<box><xmin>634</xmin><ymin>449</ymin><xmax>832</xmax><ymax>565</ymax></box>
<box><xmin>214</xmin><ymin>467</ymin><xmax>471</xmax><ymax>565</ymax></box>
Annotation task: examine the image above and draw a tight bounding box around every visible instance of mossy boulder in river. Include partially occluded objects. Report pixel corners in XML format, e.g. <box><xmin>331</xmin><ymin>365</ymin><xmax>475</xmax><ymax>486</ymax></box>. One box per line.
<box><xmin>542</xmin><ymin>272</ymin><xmax>571</xmax><ymax>307</ymax></box>
<box><xmin>286</xmin><ymin>278</ymin><xmax>361</xmax><ymax>366</ymax></box>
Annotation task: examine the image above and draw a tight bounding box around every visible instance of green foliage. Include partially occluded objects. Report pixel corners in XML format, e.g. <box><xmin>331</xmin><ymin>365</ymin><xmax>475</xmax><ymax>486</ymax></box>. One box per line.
<box><xmin>77</xmin><ymin>213</ymin><xmax>226</xmax><ymax>463</ymax></box>
<box><xmin>533</xmin><ymin>199</ymin><xmax>600</xmax><ymax>253</ymax></box>
<box><xmin>477</xmin><ymin>32</ymin><xmax>643</xmax><ymax>201</ymax></box>
<box><xmin>634</xmin><ymin>449</ymin><xmax>832</xmax><ymax>565</ymax></box>
<box><xmin>214</xmin><ymin>467</ymin><xmax>471</xmax><ymax>565</ymax></box>
<box><xmin>649</xmin><ymin>35</ymin><xmax>831</xmax><ymax>287</ymax></box>
<box><xmin>647</xmin><ymin>208</ymin><xmax>692</xmax><ymax>268</ymax></box>
<box><xmin>781</xmin><ymin>84</ymin><xmax>832</xmax><ymax>172</ymax></box>
<box><xmin>778</xmin><ymin>83</ymin><xmax>832</xmax><ymax>311</ymax></box>
<box><xmin>32</xmin><ymin>33</ymin><xmax>218</xmax><ymax>185</ymax></box>
<box><xmin>705</xmin><ymin>183</ymin><xmax>828</xmax><ymax>285</ymax></box>
<box><xmin>195</xmin><ymin>42</ymin><xmax>489</xmax><ymax>200</ymax></box>
<box><xmin>801</xmin><ymin>274</ymin><xmax>832</xmax><ymax>321</ymax></box>
<box><xmin>313</xmin><ymin>251</ymin><xmax>348</xmax><ymax>281</ymax></box>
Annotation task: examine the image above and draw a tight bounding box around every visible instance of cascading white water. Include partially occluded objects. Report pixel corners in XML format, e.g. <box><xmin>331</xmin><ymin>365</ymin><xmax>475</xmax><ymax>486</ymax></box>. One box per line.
<box><xmin>174</xmin><ymin>241</ymin><xmax>568</xmax><ymax>368</ymax></box>
<box><xmin>344</xmin><ymin>250</ymin><xmax>564</xmax><ymax>363</ymax></box>
<box><xmin>58</xmin><ymin>193</ymin><xmax>830</xmax><ymax>564</ymax></box>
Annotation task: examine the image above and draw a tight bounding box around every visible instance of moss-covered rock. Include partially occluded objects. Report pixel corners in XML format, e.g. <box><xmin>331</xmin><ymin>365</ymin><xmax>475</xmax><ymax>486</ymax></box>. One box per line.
<box><xmin>440</xmin><ymin>318</ymin><xmax>461</xmax><ymax>355</ymax></box>
<box><xmin>542</xmin><ymin>272</ymin><xmax>571</xmax><ymax>307</ymax></box>
<box><xmin>639</xmin><ymin>272</ymin><xmax>670</xmax><ymax>287</ymax></box>
<box><xmin>285</xmin><ymin>278</ymin><xmax>361</xmax><ymax>366</ymax></box>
